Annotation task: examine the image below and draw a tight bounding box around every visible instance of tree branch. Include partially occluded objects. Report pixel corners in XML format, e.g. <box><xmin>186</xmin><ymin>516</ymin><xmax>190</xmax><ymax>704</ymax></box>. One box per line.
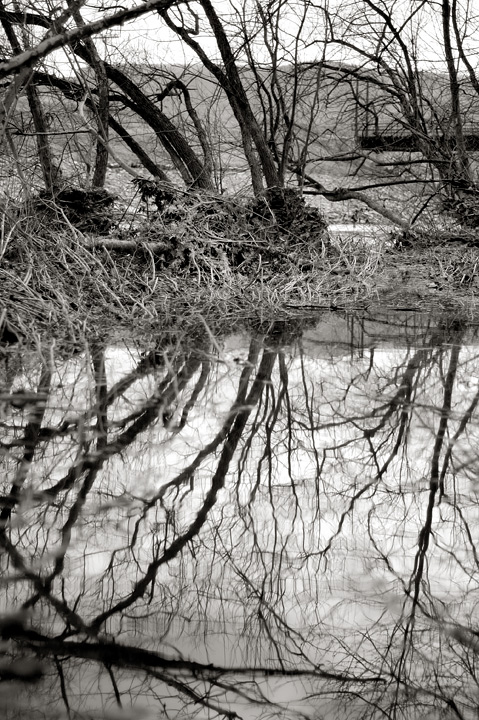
<box><xmin>0</xmin><ymin>0</ymin><xmax>184</xmax><ymax>79</ymax></box>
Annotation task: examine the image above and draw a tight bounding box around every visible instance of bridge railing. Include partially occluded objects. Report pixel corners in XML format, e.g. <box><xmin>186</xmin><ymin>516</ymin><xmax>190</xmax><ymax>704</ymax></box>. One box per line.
<box><xmin>360</xmin><ymin>119</ymin><xmax>479</xmax><ymax>136</ymax></box>
<box><xmin>357</xmin><ymin>118</ymin><xmax>479</xmax><ymax>150</ymax></box>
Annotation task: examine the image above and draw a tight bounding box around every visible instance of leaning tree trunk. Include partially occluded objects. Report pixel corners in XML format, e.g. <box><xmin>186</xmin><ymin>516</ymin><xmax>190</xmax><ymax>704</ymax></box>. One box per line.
<box><xmin>67</xmin><ymin>1</ymin><xmax>109</xmax><ymax>188</ymax></box>
<box><xmin>73</xmin><ymin>42</ymin><xmax>214</xmax><ymax>191</ymax></box>
<box><xmin>33</xmin><ymin>71</ymin><xmax>172</xmax><ymax>183</ymax></box>
<box><xmin>198</xmin><ymin>0</ymin><xmax>281</xmax><ymax>189</ymax></box>
<box><xmin>160</xmin><ymin>3</ymin><xmax>281</xmax><ymax>193</ymax></box>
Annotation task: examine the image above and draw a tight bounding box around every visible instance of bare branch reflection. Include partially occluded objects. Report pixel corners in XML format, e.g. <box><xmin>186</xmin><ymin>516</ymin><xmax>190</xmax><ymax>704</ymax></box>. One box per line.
<box><xmin>1</xmin><ymin>316</ymin><xmax>479</xmax><ymax>719</ymax></box>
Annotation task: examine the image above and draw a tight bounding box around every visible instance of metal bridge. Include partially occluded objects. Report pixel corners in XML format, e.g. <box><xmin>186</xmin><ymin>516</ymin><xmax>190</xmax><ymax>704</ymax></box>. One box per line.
<box><xmin>358</xmin><ymin>119</ymin><xmax>479</xmax><ymax>151</ymax></box>
<box><xmin>352</xmin><ymin>75</ymin><xmax>479</xmax><ymax>151</ymax></box>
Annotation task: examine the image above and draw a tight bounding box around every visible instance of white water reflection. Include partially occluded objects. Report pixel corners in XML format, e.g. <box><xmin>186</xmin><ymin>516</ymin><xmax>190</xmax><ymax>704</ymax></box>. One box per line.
<box><xmin>327</xmin><ymin>223</ymin><xmax>389</xmax><ymax>245</ymax></box>
<box><xmin>1</xmin><ymin>315</ymin><xmax>479</xmax><ymax>719</ymax></box>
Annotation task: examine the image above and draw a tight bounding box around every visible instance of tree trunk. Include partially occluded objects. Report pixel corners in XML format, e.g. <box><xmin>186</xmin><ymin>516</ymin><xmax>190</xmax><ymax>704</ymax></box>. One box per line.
<box><xmin>67</xmin><ymin>1</ymin><xmax>109</xmax><ymax>188</ymax></box>
<box><xmin>198</xmin><ymin>0</ymin><xmax>280</xmax><ymax>190</ymax></box>
<box><xmin>32</xmin><ymin>71</ymin><xmax>172</xmax><ymax>182</ymax></box>
<box><xmin>160</xmin><ymin>2</ymin><xmax>281</xmax><ymax>192</ymax></box>
<box><xmin>0</xmin><ymin>5</ymin><xmax>61</xmax><ymax>192</ymax></box>
<box><xmin>441</xmin><ymin>0</ymin><xmax>473</xmax><ymax>193</ymax></box>
<box><xmin>73</xmin><ymin>44</ymin><xmax>213</xmax><ymax>190</ymax></box>
<box><xmin>107</xmin><ymin>116</ymin><xmax>171</xmax><ymax>182</ymax></box>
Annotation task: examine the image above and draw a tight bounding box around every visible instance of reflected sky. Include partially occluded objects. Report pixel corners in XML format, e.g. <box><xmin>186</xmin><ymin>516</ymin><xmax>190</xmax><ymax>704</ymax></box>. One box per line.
<box><xmin>1</xmin><ymin>312</ymin><xmax>479</xmax><ymax>720</ymax></box>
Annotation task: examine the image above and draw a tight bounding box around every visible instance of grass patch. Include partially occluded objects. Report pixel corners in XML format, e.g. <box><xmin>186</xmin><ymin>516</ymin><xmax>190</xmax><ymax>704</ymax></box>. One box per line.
<box><xmin>1</xmin><ymin>189</ymin><xmax>479</xmax><ymax>346</ymax></box>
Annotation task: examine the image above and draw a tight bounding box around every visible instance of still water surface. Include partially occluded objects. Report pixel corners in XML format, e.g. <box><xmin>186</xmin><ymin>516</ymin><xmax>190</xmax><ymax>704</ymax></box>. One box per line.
<box><xmin>1</xmin><ymin>312</ymin><xmax>479</xmax><ymax>720</ymax></box>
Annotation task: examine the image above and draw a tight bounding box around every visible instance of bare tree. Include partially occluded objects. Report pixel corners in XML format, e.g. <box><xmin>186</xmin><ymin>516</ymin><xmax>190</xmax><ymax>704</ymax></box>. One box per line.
<box><xmin>0</xmin><ymin>0</ymin><xmax>215</xmax><ymax>192</ymax></box>
<box><xmin>321</xmin><ymin>0</ymin><xmax>479</xmax><ymax>214</ymax></box>
<box><xmin>1</xmin><ymin>0</ymin><xmax>479</xmax><ymax>226</ymax></box>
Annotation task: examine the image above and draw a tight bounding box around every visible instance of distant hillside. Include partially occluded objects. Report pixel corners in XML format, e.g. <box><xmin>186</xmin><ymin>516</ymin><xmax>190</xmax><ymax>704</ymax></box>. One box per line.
<box><xmin>3</xmin><ymin>61</ymin><xmax>478</xmax><ymax>221</ymax></box>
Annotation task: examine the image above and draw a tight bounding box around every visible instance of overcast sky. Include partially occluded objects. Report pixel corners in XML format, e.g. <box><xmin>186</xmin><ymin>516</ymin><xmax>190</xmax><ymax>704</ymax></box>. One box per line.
<box><xmin>42</xmin><ymin>0</ymin><xmax>476</xmax><ymax>77</ymax></box>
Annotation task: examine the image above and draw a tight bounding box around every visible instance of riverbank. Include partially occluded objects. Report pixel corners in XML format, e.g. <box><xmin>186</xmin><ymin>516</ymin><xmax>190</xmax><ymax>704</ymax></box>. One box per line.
<box><xmin>1</xmin><ymin>187</ymin><xmax>479</xmax><ymax>345</ymax></box>
<box><xmin>1</xmin><ymin>223</ymin><xmax>478</xmax><ymax>348</ymax></box>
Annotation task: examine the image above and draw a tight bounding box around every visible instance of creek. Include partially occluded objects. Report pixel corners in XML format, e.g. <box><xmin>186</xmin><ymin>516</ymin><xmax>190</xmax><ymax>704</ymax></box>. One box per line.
<box><xmin>0</xmin><ymin>311</ymin><xmax>478</xmax><ymax>720</ymax></box>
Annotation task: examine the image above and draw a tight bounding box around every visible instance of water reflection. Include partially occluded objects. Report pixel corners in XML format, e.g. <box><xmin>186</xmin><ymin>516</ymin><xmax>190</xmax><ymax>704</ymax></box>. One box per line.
<box><xmin>1</xmin><ymin>313</ymin><xmax>479</xmax><ymax>719</ymax></box>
